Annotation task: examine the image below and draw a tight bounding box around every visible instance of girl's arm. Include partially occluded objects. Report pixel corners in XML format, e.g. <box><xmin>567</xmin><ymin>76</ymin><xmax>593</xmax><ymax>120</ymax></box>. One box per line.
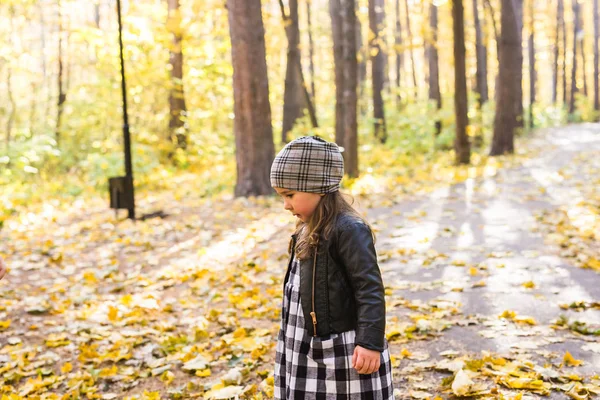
<box><xmin>336</xmin><ymin>221</ymin><xmax>386</xmax><ymax>352</ymax></box>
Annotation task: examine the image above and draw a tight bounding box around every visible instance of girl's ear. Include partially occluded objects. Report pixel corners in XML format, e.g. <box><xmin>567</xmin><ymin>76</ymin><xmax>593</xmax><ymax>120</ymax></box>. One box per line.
<box><xmin>319</xmin><ymin>193</ymin><xmax>325</xmax><ymax>197</ymax></box>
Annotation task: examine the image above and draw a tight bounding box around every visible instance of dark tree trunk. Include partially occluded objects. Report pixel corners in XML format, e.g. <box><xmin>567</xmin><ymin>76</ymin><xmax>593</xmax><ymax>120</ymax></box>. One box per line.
<box><xmin>306</xmin><ymin>0</ymin><xmax>316</xmax><ymax>101</ymax></box>
<box><xmin>356</xmin><ymin>17</ymin><xmax>368</xmax><ymax>116</ymax></box>
<box><xmin>395</xmin><ymin>0</ymin><xmax>403</xmax><ymax>106</ymax></box>
<box><xmin>330</xmin><ymin>0</ymin><xmax>345</xmax><ymax>147</ymax></box>
<box><xmin>452</xmin><ymin>0</ymin><xmax>470</xmax><ymax>164</ymax></box>
<box><xmin>528</xmin><ymin>0</ymin><xmax>535</xmax><ymax>128</ymax></box>
<box><xmin>594</xmin><ymin>0</ymin><xmax>599</xmax><ymax>115</ymax></box>
<box><xmin>281</xmin><ymin>0</ymin><xmax>307</xmax><ymax>142</ymax></box>
<box><xmin>404</xmin><ymin>0</ymin><xmax>418</xmax><ymax>99</ymax></box>
<box><xmin>56</xmin><ymin>0</ymin><xmax>66</xmax><ymax>146</ymax></box>
<box><xmin>227</xmin><ymin>0</ymin><xmax>275</xmax><ymax>197</ymax></box>
<box><xmin>342</xmin><ymin>0</ymin><xmax>358</xmax><ymax>177</ymax></box>
<box><xmin>552</xmin><ymin>0</ymin><xmax>560</xmax><ymax>104</ymax></box>
<box><xmin>561</xmin><ymin>0</ymin><xmax>567</xmax><ymax>105</ymax></box>
<box><xmin>428</xmin><ymin>2</ymin><xmax>442</xmax><ymax>136</ymax></box>
<box><xmin>473</xmin><ymin>0</ymin><xmax>488</xmax><ymax>105</ymax></box>
<box><xmin>569</xmin><ymin>0</ymin><xmax>579</xmax><ymax>115</ymax></box>
<box><xmin>369</xmin><ymin>0</ymin><xmax>387</xmax><ymax>142</ymax></box>
<box><xmin>168</xmin><ymin>0</ymin><xmax>187</xmax><ymax>150</ymax></box>
<box><xmin>491</xmin><ymin>0</ymin><xmax>523</xmax><ymax>156</ymax></box>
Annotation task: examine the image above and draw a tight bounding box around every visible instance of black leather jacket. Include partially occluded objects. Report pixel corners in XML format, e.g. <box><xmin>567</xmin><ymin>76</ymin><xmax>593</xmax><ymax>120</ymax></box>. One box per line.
<box><xmin>283</xmin><ymin>213</ymin><xmax>386</xmax><ymax>352</ymax></box>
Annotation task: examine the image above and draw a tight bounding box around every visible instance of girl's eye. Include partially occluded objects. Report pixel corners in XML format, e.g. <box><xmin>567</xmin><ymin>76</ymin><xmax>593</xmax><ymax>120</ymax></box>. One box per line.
<box><xmin>286</xmin><ymin>194</ymin><xmax>293</xmax><ymax>198</ymax></box>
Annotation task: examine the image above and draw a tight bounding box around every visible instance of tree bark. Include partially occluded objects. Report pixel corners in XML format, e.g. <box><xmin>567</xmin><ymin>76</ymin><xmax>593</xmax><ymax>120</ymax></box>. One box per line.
<box><xmin>404</xmin><ymin>0</ymin><xmax>418</xmax><ymax>99</ymax></box>
<box><xmin>281</xmin><ymin>0</ymin><xmax>307</xmax><ymax>142</ymax></box>
<box><xmin>594</xmin><ymin>0</ymin><xmax>599</xmax><ymax>115</ymax></box>
<box><xmin>428</xmin><ymin>2</ymin><xmax>442</xmax><ymax>136</ymax></box>
<box><xmin>452</xmin><ymin>0</ymin><xmax>470</xmax><ymax>164</ymax></box>
<box><xmin>56</xmin><ymin>0</ymin><xmax>66</xmax><ymax>146</ymax></box>
<box><xmin>395</xmin><ymin>0</ymin><xmax>403</xmax><ymax>106</ymax></box>
<box><xmin>342</xmin><ymin>0</ymin><xmax>358</xmax><ymax>177</ymax></box>
<box><xmin>473</xmin><ymin>0</ymin><xmax>488</xmax><ymax>105</ymax></box>
<box><xmin>561</xmin><ymin>0</ymin><xmax>567</xmax><ymax>105</ymax></box>
<box><xmin>306</xmin><ymin>0</ymin><xmax>316</xmax><ymax>101</ymax></box>
<box><xmin>168</xmin><ymin>0</ymin><xmax>188</xmax><ymax>150</ymax></box>
<box><xmin>569</xmin><ymin>0</ymin><xmax>579</xmax><ymax>115</ymax></box>
<box><xmin>369</xmin><ymin>0</ymin><xmax>387</xmax><ymax>142</ymax></box>
<box><xmin>528</xmin><ymin>0</ymin><xmax>535</xmax><ymax>128</ymax></box>
<box><xmin>491</xmin><ymin>0</ymin><xmax>523</xmax><ymax>155</ymax></box>
<box><xmin>580</xmin><ymin>26</ymin><xmax>588</xmax><ymax>97</ymax></box>
<box><xmin>227</xmin><ymin>0</ymin><xmax>275</xmax><ymax>197</ymax></box>
<box><xmin>330</xmin><ymin>0</ymin><xmax>345</xmax><ymax>147</ymax></box>
<box><xmin>552</xmin><ymin>0</ymin><xmax>560</xmax><ymax>103</ymax></box>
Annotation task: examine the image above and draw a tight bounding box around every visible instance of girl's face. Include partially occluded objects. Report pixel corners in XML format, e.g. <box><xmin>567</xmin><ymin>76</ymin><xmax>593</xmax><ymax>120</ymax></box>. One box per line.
<box><xmin>274</xmin><ymin>188</ymin><xmax>323</xmax><ymax>222</ymax></box>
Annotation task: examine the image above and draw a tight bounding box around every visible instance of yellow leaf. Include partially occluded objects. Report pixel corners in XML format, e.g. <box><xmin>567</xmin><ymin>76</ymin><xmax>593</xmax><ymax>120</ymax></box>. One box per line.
<box><xmin>83</xmin><ymin>271</ymin><xmax>97</xmax><ymax>284</ymax></box>
<box><xmin>563</xmin><ymin>352</ymin><xmax>583</xmax><ymax>367</ymax></box>
<box><xmin>401</xmin><ymin>348</ymin><xmax>412</xmax><ymax>358</ymax></box>
<box><xmin>195</xmin><ymin>368</ymin><xmax>211</xmax><ymax>377</ymax></box>
<box><xmin>499</xmin><ymin>310</ymin><xmax>516</xmax><ymax>320</ymax></box>
<box><xmin>121</xmin><ymin>294</ymin><xmax>133</xmax><ymax>306</ymax></box>
<box><xmin>108</xmin><ymin>306</ymin><xmax>119</xmax><ymax>322</ymax></box>
<box><xmin>0</xmin><ymin>320</ymin><xmax>10</xmax><ymax>331</ymax></box>
<box><xmin>61</xmin><ymin>362</ymin><xmax>73</xmax><ymax>374</ymax></box>
<box><xmin>161</xmin><ymin>370</ymin><xmax>175</xmax><ymax>385</ymax></box>
<box><xmin>522</xmin><ymin>281</ymin><xmax>536</xmax><ymax>289</ymax></box>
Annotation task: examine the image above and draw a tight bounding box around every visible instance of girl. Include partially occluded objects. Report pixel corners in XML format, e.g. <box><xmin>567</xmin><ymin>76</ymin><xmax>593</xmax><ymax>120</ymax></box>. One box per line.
<box><xmin>271</xmin><ymin>136</ymin><xmax>394</xmax><ymax>399</ymax></box>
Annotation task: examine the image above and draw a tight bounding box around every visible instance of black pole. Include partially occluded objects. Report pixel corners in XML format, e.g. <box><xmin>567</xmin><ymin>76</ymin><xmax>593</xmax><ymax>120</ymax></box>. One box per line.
<box><xmin>116</xmin><ymin>0</ymin><xmax>135</xmax><ymax>219</ymax></box>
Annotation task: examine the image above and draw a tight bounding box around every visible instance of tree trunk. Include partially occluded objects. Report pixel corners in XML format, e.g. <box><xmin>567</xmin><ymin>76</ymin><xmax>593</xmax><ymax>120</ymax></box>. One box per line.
<box><xmin>330</xmin><ymin>0</ymin><xmax>345</xmax><ymax>147</ymax></box>
<box><xmin>594</xmin><ymin>0</ymin><xmax>599</xmax><ymax>115</ymax></box>
<box><xmin>552</xmin><ymin>0</ymin><xmax>560</xmax><ymax>104</ymax></box>
<box><xmin>395</xmin><ymin>0</ymin><xmax>403</xmax><ymax>106</ymax></box>
<box><xmin>569</xmin><ymin>0</ymin><xmax>579</xmax><ymax>115</ymax></box>
<box><xmin>56</xmin><ymin>0</ymin><xmax>66</xmax><ymax>146</ymax></box>
<box><xmin>342</xmin><ymin>0</ymin><xmax>359</xmax><ymax>177</ymax></box>
<box><xmin>356</xmin><ymin>17</ymin><xmax>368</xmax><ymax>115</ymax></box>
<box><xmin>404</xmin><ymin>0</ymin><xmax>418</xmax><ymax>99</ymax></box>
<box><xmin>281</xmin><ymin>0</ymin><xmax>307</xmax><ymax>142</ymax></box>
<box><xmin>561</xmin><ymin>0</ymin><xmax>567</xmax><ymax>105</ymax></box>
<box><xmin>491</xmin><ymin>0</ymin><xmax>523</xmax><ymax>156</ymax></box>
<box><xmin>580</xmin><ymin>28</ymin><xmax>588</xmax><ymax>97</ymax></box>
<box><xmin>306</xmin><ymin>0</ymin><xmax>316</xmax><ymax>101</ymax></box>
<box><xmin>428</xmin><ymin>2</ymin><xmax>442</xmax><ymax>136</ymax></box>
<box><xmin>227</xmin><ymin>0</ymin><xmax>275</xmax><ymax>197</ymax></box>
<box><xmin>168</xmin><ymin>0</ymin><xmax>188</xmax><ymax>150</ymax></box>
<box><xmin>452</xmin><ymin>0</ymin><xmax>470</xmax><ymax>164</ymax></box>
<box><xmin>369</xmin><ymin>0</ymin><xmax>387</xmax><ymax>142</ymax></box>
<box><xmin>528</xmin><ymin>0</ymin><xmax>535</xmax><ymax>128</ymax></box>
<box><xmin>473</xmin><ymin>0</ymin><xmax>488</xmax><ymax>105</ymax></box>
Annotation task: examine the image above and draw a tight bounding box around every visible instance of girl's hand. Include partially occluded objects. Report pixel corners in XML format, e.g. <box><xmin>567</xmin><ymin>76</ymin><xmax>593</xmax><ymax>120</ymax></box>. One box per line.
<box><xmin>0</xmin><ymin>257</ymin><xmax>7</xmax><ymax>280</ymax></box>
<box><xmin>352</xmin><ymin>345</ymin><xmax>380</xmax><ymax>375</ymax></box>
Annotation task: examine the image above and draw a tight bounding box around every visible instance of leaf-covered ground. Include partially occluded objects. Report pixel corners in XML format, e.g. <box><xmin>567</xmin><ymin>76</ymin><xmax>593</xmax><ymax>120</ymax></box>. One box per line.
<box><xmin>1</xmin><ymin>125</ymin><xmax>599</xmax><ymax>399</ymax></box>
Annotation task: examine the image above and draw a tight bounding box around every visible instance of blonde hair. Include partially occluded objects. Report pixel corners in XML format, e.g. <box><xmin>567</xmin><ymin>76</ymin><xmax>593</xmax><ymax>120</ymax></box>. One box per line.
<box><xmin>291</xmin><ymin>191</ymin><xmax>372</xmax><ymax>260</ymax></box>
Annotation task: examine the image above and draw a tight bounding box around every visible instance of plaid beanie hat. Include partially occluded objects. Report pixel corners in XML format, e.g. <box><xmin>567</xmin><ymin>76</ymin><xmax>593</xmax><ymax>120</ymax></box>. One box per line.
<box><xmin>270</xmin><ymin>136</ymin><xmax>344</xmax><ymax>194</ymax></box>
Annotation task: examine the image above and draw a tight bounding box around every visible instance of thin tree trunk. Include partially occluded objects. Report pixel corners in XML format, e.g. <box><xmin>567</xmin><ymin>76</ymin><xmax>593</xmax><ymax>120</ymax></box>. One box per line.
<box><xmin>342</xmin><ymin>0</ymin><xmax>358</xmax><ymax>177</ymax></box>
<box><xmin>552</xmin><ymin>0</ymin><xmax>560</xmax><ymax>103</ymax></box>
<box><xmin>528</xmin><ymin>0</ymin><xmax>535</xmax><ymax>128</ymax></box>
<box><xmin>473</xmin><ymin>0</ymin><xmax>488</xmax><ymax>105</ymax></box>
<box><xmin>227</xmin><ymin>0</ymin><xmax>275</xmax><ymax>197</ymax></box>
<box><xmin>483</xmin><ymin>0</ymin><xmax>500</xmax><ymax>54</ymax></box>
<box><xmin>356</xmin><ymin>17</ymin><xmax>368</xmax><ymax>114</ymax></box>
<box><xmin>167</xmin><ymin>0</ymin><xmax>188</xmax><ymax>150</ymax></box>
<box><xmin>516</xmin><ymin>0</ymin><xmax>524</xmax><ymax>128</ymax></box>
<box><xmin>369</xmin><ymin>0</ymin><xmax>387</xmax><ymax>142</ymax></box>
<box><xmin>561</xmin><ymin>0</ymin><xmax>567</xmax><ymax>105</ymax></box>
<box><xmin>580</xmin><ymin>30</ymin><xmax>588</xmax><ymax>97</ymax></box>
<box><xmin>404</xmin><ymin>0</ymin><xmax>418</xmax><ymax>99</ymax></box>
<box><xmin>281</xmin><ymin>0</ymin><xmax>307</xmax><ymax>142</ymax></box>
<box><xmin>428</xmin><ymin>2</ymin><xmax>442</xmax><ymax>136</ymax></box>
<box><xmin>395</xmin><ymin>0</ymin><xmax>403</xmax><ymax>106</ymax></box>
<box><xmin>306</xmin><ymin>0</ymin><xmax>316</xmax><ymax>101</ymax></box>
<box><xmin>56</xmin><ymin>0</ymin><xmax>66</xmax><ymax>146</ymax></box>
<box><xmin>452</xmin><ymin>0</ymin><xmax>470</xmax><ymax>164</ymax></box>
<box><xmin>6</xmin><ymin>68</ymin><xmax>15</xmax><ymax>150</ymax></box>
<box><xmin>569</xmin><ymin>0</ymin><xmax>579</xmax><ymax>115</ymax></box>
<box><xmin>491</xmin><ymin>0</ymin><xmax>523</xmax><ymax>155</ymax></box>
<box><xmin>594</xmin><ymin>0</ymin><xmax>599</xmax><ymax>115</ymax></box>
<box><xmin>330</xmin><ymin>0</ymin><xmax>345</xmax><ymax>147</ymax></box>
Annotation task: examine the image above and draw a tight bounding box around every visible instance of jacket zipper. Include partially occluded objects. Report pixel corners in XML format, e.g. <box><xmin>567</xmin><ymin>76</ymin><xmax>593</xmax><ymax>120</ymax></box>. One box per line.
<box><xmin>309</xmin><ymin>242</ymin><xmax>318</xmax><ymax>337</ymax></box>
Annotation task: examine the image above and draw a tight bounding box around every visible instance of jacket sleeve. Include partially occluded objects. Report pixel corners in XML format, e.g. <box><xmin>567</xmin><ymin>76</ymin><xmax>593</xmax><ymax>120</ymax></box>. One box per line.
<box><xmin>336</xmin><ymin>221</ymin><xmax>386</xmax><ymax>352</ymax></box>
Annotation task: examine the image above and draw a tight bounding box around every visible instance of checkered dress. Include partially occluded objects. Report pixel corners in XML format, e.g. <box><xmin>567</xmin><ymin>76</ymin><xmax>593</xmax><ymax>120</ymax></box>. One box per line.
<box><xmin>274</xmin><ymin>257</ymin><xmax>394</xmax><ymax>399</ymax></box>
